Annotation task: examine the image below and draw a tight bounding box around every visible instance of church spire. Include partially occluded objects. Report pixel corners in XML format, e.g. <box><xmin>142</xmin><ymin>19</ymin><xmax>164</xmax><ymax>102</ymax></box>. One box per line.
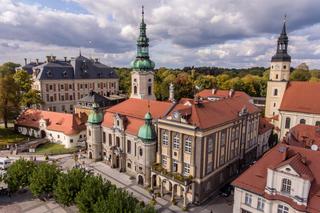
<box><xmin>271</xmin><ymin>15</ymin><xmax>291</xmax><ymax>62</ymax></box>
<box><xmin>131</xmin><ymin>6</ymin><xmax>155</xmax><ymax>71</ymax></box>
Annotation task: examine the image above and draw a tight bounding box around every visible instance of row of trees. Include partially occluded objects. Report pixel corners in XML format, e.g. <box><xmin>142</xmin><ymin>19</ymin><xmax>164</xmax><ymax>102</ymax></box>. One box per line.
<box><xmin>0</xmin><ymin>63</ymin><xmax>42</xmax><ymax>128</ymax></box>
<box><xmin>116</xmin><ymin>65</ymin><xmax>320</xmax><ymax>101</ymax></box>
<box><xmin>2</xmin><ymin>159</ymin><xmax>155</xmax><ymax>213</ymax></box>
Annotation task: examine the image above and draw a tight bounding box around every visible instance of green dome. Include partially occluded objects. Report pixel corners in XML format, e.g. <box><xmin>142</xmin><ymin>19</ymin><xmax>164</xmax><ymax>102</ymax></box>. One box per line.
<box><xmin>88</xmin><ymin>110</ymin><xmax>103</xmax><ymax>124</ymax></box>
<box><xmin>138</xmin><ymin>112</ymin><xmax>156</xmax><ymax>142</ymax></box>
<box><xmin>131</xmin><ymin>58</ymin><xmax>155</xmax><ymax>70</ymax></box>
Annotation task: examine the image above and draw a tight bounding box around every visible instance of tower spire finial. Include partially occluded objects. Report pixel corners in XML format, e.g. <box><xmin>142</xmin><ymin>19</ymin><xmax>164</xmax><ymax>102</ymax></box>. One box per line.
<box><xmin>142</xmin><ymin>5</ymin><xmax>144</xmax><ymax>23</ymax></box>
<box><xmin>79</xmin><ymin>47</ymin><xmax>82</xmax><ymax>56</ymax></box>
<box><xmin>284</xmin><ymin>14</ymin><xmax>287</xmax><ymax>24</ymax></box>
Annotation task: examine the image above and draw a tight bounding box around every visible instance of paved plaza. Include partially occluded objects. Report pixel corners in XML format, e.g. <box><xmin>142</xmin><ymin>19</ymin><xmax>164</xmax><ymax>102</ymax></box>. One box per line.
<box><xmin>0</xmin><ymin>153</ymin><xmax>233</xmax><ymax>213</ymax></box>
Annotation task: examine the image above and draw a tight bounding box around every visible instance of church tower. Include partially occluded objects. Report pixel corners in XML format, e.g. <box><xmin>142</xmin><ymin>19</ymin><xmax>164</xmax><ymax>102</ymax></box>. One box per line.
<box><xmin>265</xmin><ymin>17</ymin><xmax>291</xmax><ymax>119</ymax></box>
<box><xmin>130</xmin><ymin>6</ymin><xmax>156</xmax><ymax>100</ymax></box>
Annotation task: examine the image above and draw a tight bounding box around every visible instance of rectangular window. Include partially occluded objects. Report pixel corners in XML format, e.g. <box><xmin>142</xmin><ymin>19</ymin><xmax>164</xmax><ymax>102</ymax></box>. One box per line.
<box><xmin>277</xmin><ymin>205</ymin><xmax>289</xmax><ymax>213</ymax></box>
<box><xmin>257</xmin><ymin>197</ymin><xmax>265</xmax><ymax>211</ymax></box>
<box><xmin>162</xmin><ymin>130</ymin><xmax>168</xmax><ymax>146</ymax></box>
<box><xmin>207</xmin><ymin>162</ymin><xmax>213</xmax><ymax>174</ymax></box>
<box><xmin>173</xmin><ymin>132</ymin><xmax>180</xmax><ymax>149</ymax></box>
<box><xmin>184</xmin><ymin>136</ymin><xmax>192</xmax><ymax>153</ymax></box>
<box><xmin>162</xmin><ymin>156</ymin><xmax>167</xmax><ymax>166</ymax></box>
<box><xmin>70</xmin><ymin>139</ymin><xmax>73</xmax><ymax>143</ymax></box>
<box><xmin>244</xmin><ymin>193</ymin><xmax>252</xmax><ymax>206</ymax></box>
<box><xmin>172</xmin><ymin>159</ymin><xmax>178</xmax><ymax>172</ymax></box>
<box><xmin>208</xmin><ymin>137</ymin><xmax>214</xmax><ymax>153</ymax></box>
<box><xmin>108</xmin><ymin>134</ymin><xmax>112</xmax><ymax>146</ymax></box>
<box><xmin>103</xmin><ymin>132</ymin><xmax>106</xmax><ymax>144</ymax></box>
<box><xmin>183</xmin><ymin>163</ymin><xmax>190</xmax><ymax>176</ymax></box>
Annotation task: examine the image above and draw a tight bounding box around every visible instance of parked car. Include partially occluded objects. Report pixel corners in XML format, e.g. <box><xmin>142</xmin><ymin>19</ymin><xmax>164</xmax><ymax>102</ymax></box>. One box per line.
<box><xmin>0</xmin><ymin>157</ymin><xmax>11</xmax><ymax>170</ymax></box>
<box><xmin>219</xmin><ymin>184</ymin><xmax>234</xmax><ymax>197</ymax></box>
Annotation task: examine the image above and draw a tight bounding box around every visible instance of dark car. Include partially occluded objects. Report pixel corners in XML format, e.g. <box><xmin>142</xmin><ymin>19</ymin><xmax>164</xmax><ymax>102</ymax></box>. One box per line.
<box><xmin>219</xmin><ymin>184</ymin><xmax>234</xmax><ymax>197</ymax></box>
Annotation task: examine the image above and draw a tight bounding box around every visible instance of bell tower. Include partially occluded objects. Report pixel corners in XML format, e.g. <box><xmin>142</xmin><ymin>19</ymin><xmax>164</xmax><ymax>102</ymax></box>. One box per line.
<box><xmin>265</xmin><ymin>16</ymin><xmax>291</xmax><ymax>119</ymax></box>
<box><xmin>130</xmin><ymin>6</ymin><xmax>156</xmax><ymax>100</ymax></box>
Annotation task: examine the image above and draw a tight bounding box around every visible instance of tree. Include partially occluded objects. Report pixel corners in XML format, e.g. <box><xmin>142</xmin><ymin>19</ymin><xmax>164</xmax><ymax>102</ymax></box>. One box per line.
<box><xmin>4</xmin><ymin>159</ymin><xmax>36</xmax><ymax>192</ymax></box>
<box><xmin>104</xmin><ymin>188</ymin><xmax>140</xmax><ymax>213</ymax></box>
<box><xmin>29</xmin><ymin>162</ymin><xmax>60</xmax><ymax>199</ymax></box>
<box><xmin>290</xmin><ymin>69</ymin><xmax>311</xmax><ymax>81</ymax></box>
<box><xmin>13</xmin><ymin>69</ymin><xmax>43</xmax><ymax>107</ymax></box>
<box><xmin>0</xmin><ymin>63</ymin><xmax>20</xmax><ymax>128</ymax></box>
<box><xmin>54</xmin><ymin>168</ymin><xmax>87</xmax><ymax>206</ymax></box>
<box><xmin>75</xmin><ymin>175</ymin><xmax>113</xmax><ymax>213</ymax></box>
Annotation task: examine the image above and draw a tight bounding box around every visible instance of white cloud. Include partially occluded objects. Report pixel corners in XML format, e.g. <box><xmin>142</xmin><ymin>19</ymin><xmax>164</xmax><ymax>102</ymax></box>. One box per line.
<box><xmin>1</xmin><ymin>0</ymin><xmax>320</xmax><ymax>69</ymax></box>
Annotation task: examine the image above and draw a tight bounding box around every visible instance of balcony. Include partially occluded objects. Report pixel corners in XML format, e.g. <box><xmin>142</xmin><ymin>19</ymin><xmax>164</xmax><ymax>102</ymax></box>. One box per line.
<box><xmin>152</xmin><ymin>163</ymin><xmax>193</xmax><ymax>186</ymax></box>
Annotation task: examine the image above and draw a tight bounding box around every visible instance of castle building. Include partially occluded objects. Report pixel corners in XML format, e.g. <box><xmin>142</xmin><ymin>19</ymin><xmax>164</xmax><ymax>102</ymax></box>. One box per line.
<box><xmin>265</xmin><ymin>19</ymin><xmax>320</xmax><ymax>139</ymax></box>
<box><xmin>85</xmin><ymin>6</ymin><xmax>261</xmax><ymax>208</ymax></box>
<box><xmin>30</xmin><ymin>55</ymin><xmax>119</xmax><ymax>113</ymax></box>
<box><xmin>232</xmin><ymin>131</ymin><xmax>320</xmax><ymax>213</ymax></box>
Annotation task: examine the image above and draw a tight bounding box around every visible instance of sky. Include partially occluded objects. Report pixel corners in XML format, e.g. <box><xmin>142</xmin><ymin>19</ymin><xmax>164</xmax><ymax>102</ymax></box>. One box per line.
<box><xmin>1</xmin><ymin>0</ymin><xmax>320</xmax><ymax>69</ymax></box>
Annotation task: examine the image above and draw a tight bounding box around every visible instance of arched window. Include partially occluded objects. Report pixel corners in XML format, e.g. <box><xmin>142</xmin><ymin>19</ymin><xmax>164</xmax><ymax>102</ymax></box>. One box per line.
<box><xmin>148</xmin><ymin>85</ymin><xmax>152</xmax><ymax>95</ymax></box>
<box><xmin>134</xmin><ymin>86</ymin><xmax>137</xmax><ymax>94</ymax></box>
<box><xmin>300</xmin><ymin>119</ymin><xmax>306</xmax><ymax>124</ymax></box>
<box><xmin>273</xmin><ymin>89</ymin><xmax>278</xmax><ymax>96</ymax></box>
<box><xmin>281</xmin><ymin>178</ymin><xmax>291</xmax><ymax>194</ymax></box>
<box><xmin>139</xmin><ymin>148</ymin><xmax>143</xmax><ymax>156</ymax></box>
<box><xmin>276</xmin><ymin>74</ymin><xmax>279</xmax><ymax>79</ymax></box>
<box><xmin>285</xmin><ymin>117</ymin><xmax>291</xmax><ymax>129</ymax></box>
<box><xmin>316</xmin><ymin>121</ymin><xmax>320</xmax><ymax>126</ymax></box>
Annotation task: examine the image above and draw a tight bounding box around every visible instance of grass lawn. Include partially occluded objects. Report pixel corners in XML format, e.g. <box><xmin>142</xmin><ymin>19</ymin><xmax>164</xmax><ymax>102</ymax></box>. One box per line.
<box><xmin>0</xmin><ymin>127</ymin><xmax>29</xmax><ymax>145</ymax></box>
<box><xmin>35</xmin><ymin>143</ymin><xmax>78</xmax><ymax>155</ymax></box>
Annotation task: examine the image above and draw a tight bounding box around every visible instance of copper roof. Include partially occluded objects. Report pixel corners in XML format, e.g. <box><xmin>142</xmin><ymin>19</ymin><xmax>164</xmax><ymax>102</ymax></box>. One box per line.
<box><xmin>280</xmin><ymin>81</ymin><xmax>320</xmax><ymax>114</ymax></box>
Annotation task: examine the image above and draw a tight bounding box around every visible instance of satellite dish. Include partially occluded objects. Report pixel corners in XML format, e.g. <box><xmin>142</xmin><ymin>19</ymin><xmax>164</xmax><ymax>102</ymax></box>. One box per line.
<box><xmin>311</xmin><ymin>144</ymin><xmax>318</xmax><ymax>151</ymax></box>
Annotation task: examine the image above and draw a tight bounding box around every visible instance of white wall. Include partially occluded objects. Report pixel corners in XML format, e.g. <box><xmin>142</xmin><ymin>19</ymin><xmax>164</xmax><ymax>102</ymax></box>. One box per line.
<box><xmin>279</xmin><ymin>111</ymin><xmax>320</xmax><ymax>139</ymax></box>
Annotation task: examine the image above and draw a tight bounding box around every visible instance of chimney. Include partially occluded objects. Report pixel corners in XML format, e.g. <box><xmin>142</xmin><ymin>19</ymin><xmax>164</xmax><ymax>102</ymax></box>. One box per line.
<box><xmin>64</xmin><ymin>57</ymin><xmax>67</xmax><ymax>62</ymax></box>
<box><xmin>212</xmin><ymin>88</ymin><xmax>217</xmax><ymax>95</ymax></box>
<box><xmin>24</xmin><ymin>58</ymin><xmax>27</xmax><ymax>65</ymax></box>
<box><xmin>229</xmin><ymin>88</ymin><xmax>234</xmax><ymax>97</ymax></box>
<box><xmin>52</xmin><ymin>56</ymin><xmax>56</xmax><ymax>62</ymax></box>
<box><xmin>95</xmin><ymin>58</ymin><xmax>99</xmax><ymax>63</ymax></box>
<box><xmin>46</xmin><ymin>56</ymin><xmax>51</xmax><ymax>63</ymax></box>
<box><xmin>36</xmin><ymin>58</ymin><xmax>39</xmax><ymax>64</ymax></box>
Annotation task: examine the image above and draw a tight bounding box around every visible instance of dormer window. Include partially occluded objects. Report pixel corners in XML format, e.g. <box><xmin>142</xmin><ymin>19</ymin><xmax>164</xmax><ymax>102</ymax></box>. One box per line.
<box><xmin>281</xmin><ymin>178</ymin><xmax>291</xmax><ymax>194</ymax></box>
<box><xmin>63</xmin><ymin>70</ymin><xmax>67</xmax><ymax>78</ymax></box>
<box><xmin>47</xmin><ymin>70</ymin><xmax>52</xmax><ymax>77</ymax></box>
<box><xmin>117</xmin><ymin>120</ymin><xmax>120</xmax><ymax>126</ymax></box>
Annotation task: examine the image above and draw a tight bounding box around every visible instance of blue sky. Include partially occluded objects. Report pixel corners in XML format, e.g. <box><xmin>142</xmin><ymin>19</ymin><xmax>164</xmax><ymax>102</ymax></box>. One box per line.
<box><xmin>1</xmin><ymin>0</ymin><xmax>320</xmax><ymax>68</ymax></box>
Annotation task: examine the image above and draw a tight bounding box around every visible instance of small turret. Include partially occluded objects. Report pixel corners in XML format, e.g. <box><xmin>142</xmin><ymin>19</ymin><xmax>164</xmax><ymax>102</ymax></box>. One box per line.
<box><xmin>88</xmin><ymin>103</ymin><xmax>103</xmax><ymax>124</ymax></box>
<box><xmin>138</xmin><ymin>111</ymin><xmax>156</xmax><ymax>142</ymax></box>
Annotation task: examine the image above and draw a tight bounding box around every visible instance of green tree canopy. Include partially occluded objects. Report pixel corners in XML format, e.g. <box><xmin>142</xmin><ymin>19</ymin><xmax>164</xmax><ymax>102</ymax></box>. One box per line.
<box><xmin>4</xmin><ymin>159</ymin><xmax>36</xmax><ymax>192</ymax></box>
<box><xmin>29</xmin><ymin>162</ymin><xmax>60</xmax><ymax>198</ymax></box>
<box><xmin>75</xmin><ymin>175</ymin><xmax>113</xmax><ymax>213</ymax></box>
<box><xmin>290</xmin><ymin>69</ymin><xmax>311</xmax><ymax>81</ymax></box>
<box><xmin>0</xmin><ymin>63</ymin><xmax>20</xmax><ymax>128</ymax></box>
<box><xmin>54</xmin><ymin>168</ymin><xmax>87</xmax><ymax>206</ymax></box>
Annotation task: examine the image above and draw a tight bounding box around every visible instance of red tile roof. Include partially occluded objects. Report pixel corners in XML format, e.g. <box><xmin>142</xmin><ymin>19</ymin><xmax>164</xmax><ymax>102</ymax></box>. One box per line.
<box><xmin>102</xmin><ymin>98</ymin><xmax>176</xmax><ymax>135</ymax></box>
<box><xmin>279</xmin><ymin>81</ymin><xmax>320</xmax><ymax>114</ymax></box>
<box><xmin>283</xmin><ymin>124</ymin><xmax>320</xmax><ymax>150</ymax></box>
<box><xmin>172</xmin><ymin>96</ymin><xmax>260</xmax><ymax>129</ymax></box>
<box><xmin>197</xmin><ymin>89</ymin><xmax>251</xmax><ymax>101</ymax></box>
<box><xmin>16</xmin><ymin>109</ymin><xmax>86</xmax><ymax>135</ymax></box>
<box><xmin>258</xmin><ymin>117</ymin><xmax>274</xmax><ymax>134</ymax></box>
<box><xmin>232</xmin><ymin>144</ymin><xmax>320</xmax><ymax>213</ymax></box>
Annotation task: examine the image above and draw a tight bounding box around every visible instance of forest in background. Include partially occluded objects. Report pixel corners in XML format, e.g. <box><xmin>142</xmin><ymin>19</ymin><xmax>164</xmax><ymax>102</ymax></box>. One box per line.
<box><xmin>116</xmin><ymin>64</ymin><xmax>320</xmax><ymax>101</ymax></box>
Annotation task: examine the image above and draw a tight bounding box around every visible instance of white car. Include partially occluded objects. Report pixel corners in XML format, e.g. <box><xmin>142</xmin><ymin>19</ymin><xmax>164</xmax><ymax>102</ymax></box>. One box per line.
<box><xmin>0</xmin><ymin>157</ymin><xmax>11</xmax><ymax>170</ymax></box>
